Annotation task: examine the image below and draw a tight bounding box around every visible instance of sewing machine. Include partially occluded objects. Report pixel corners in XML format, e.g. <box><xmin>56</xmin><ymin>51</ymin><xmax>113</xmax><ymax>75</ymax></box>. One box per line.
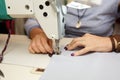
<box><xmin>0</xmin><ymin>0</ymin><xmax>101</xmax><ymax>54</ymax></box>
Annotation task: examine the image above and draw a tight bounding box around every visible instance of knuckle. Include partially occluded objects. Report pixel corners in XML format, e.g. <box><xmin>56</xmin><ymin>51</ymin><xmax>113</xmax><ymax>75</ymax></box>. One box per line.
<box><xmin>30</xmin><ymin>41</ymin><xmax>36</xmax><ymax>47</ymax></box>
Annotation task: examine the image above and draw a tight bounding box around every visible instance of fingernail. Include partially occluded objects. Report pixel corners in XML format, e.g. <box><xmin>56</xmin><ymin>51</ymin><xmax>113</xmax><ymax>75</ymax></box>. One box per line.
<box><xmin>48</xmin><ymin>54</ymin><xmax>53</xmax><ymax>57</ymax></box>
<box><xmin>71</xmin><ymin>53</ymin><xmax>74</xmax><ymax>56</ymax></box>
<box><xmin>48</xmin><ymin>52</ymin><xmax>55</xmax><ymax>57</ymax></box>
<box><xmin>52</xmin><ymin>52</ymin><xmax>55</xmax><ymax>55</ymax></box>
<box><xmin>64</xmin><ymin>47</ymin><xmax>68</xmax><ymax>50</ymax></box>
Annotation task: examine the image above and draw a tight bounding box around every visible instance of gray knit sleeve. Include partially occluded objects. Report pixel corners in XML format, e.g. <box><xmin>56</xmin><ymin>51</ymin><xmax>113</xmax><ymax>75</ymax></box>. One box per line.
<box><xmin>24</xmin><ymin>18</ymin><xmax>41</xmax><ymax>37</ymax></box>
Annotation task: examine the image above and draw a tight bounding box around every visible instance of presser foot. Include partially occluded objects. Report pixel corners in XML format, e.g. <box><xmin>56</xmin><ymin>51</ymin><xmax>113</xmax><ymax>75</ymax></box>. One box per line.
<box><xmin>48</xmin><ymin>47</ymin><xmax>61</xmax><ymax>57</ymax></box>
<box><xmin>55</xmin><ymin>47</ymin><xmax>61</xmax><ymax>55</ymax></box>
<box><xmin>55</xmin><ymin>39</ymin><xmax>61</xmax><ymax>55</ymax></box>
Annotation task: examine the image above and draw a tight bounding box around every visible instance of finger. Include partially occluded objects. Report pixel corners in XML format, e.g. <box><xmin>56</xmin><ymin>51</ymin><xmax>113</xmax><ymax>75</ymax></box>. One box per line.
<box><xmin>48</xmin><ymin>39</ymin><xmax>53</xmax><ymax>48</ymax></box>
<box><xmin>35</xmin><ymin>38</ymin><xmax>47</xmax><ymax>53</ymax></box>
<box><xmin>73</xmin><ymin>47</ymin><xmax>90</xmax><ymax>56</ymax></box>
<box><xmin>67</xmin><ymin>40</ymin><xmax>84</xmax><ymax>50</ymax></box>
<box><xmin>67</xmin><ymin>37</ymin><xmax>83</xmax><ymax>47</ymax></box>
<box><xmin>28</xmin><ymin>45</ymin><xmax>35</xmax><ymax>54</ymax></box>
<box><xmin>30</xmin><ymin>40</ymin><xmax>41</xmax><ymax>53</ymax></box>
<box><xmin>48</xmin><ymin>39</ymin><xmax>55</xmax><ymax>57</ymax></box>
<box><xmin>48</xmin><ymin>39</ymin><xmax>54</xmax><ymax>53</ymax></box>
<box><xmin>41</xmin><ymin>39</ymin><xmax>53</xmax><ymax>54</ymax></box>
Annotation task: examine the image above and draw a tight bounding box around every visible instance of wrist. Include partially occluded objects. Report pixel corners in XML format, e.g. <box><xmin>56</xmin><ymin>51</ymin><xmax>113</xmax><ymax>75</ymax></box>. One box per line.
<box><xmin>30</xmin><ymin>27</ymin><xmax>45</xmax><ymax>39</ymax></box>
<box><xmin>102</xmin><ymin>37</ymin><xmax>113</xmax><ymax>52</ymax></box>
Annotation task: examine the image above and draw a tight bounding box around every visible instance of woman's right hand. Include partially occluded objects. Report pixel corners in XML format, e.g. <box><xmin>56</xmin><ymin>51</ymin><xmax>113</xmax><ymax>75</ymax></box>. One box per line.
<box><xmin>28</xmin><ymin>27</ymin><xmax>53</xmax><ymax>54</ymax></box>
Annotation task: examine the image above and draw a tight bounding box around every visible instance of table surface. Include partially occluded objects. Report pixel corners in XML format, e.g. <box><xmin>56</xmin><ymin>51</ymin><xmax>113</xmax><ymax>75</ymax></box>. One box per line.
<box><xmin>0</xmin><ymin>34</ymin><xmax>71</xmax><ymax>80</ymax></box>
<box><xmin>0</xmin><ymin>34</ymin><xmax>44</xmax><ymax>80</ymax></box>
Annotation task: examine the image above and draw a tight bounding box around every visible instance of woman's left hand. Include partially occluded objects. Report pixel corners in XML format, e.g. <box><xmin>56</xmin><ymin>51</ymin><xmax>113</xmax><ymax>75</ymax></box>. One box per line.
<box><xmin>65</xmin><ymin>33</ymin><xmax>112</xmax><ymax>56</ymax></box>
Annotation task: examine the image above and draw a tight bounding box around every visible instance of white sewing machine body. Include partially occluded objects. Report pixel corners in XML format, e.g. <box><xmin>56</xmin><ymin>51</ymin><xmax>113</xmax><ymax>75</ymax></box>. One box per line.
<box><xmin>5</xmin><ymin>0</ymin><xmax>64</xmax><ymax>40</ymax></box>
<box><xmin>4</xmin><ymin>0</ymin><xmax>101</xmax><ymax>40</ymax></box>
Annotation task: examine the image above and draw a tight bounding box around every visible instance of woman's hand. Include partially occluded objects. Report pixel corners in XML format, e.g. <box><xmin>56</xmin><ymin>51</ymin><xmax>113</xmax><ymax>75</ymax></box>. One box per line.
<box><xmin>28</xmin><ymin>27</ymin><xmax>53</xmax><ymax>54</ymax></box>
<box><xmin>65</xmin><ymin>33</ymin><xmax>112</xmax><ymax>56</ymax></box>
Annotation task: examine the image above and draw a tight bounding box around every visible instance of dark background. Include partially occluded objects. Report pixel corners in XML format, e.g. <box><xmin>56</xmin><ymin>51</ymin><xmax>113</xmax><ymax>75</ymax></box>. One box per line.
<box><xmin>0</xmin><ymin>21</ymin><xmax>8</xmax><ymax>34</ymax></box>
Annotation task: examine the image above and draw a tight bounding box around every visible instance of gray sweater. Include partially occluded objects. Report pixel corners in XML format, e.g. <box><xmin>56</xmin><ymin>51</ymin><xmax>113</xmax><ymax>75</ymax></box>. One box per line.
<box><xmin>25</xmin><ymin>0</ymin><xmax>120</xmax><ymax>37</ymax></box>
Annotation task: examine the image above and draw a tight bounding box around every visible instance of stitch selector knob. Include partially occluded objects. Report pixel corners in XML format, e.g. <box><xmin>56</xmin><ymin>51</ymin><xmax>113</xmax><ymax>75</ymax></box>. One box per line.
<box><xmin>43</xmin><ymin>12</ymin><xmax>48</xmax><ymax>17</ymax></box>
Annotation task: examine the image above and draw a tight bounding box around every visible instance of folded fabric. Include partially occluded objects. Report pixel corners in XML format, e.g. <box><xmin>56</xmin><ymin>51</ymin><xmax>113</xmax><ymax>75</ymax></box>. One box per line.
<box><xmin>39</xmin><ymin>53</ymin><xmax>120</xmax><ymax>80</ymax></box>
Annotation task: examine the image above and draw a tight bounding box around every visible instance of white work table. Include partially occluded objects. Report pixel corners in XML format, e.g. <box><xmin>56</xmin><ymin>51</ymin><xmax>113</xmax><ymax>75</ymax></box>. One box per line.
<box><xmin>0</xmin><ymin>34</ymin><xmax>120</xmax><ymax>80</ymax></box>
<box><xmin>0</xmin><ymin>34</ymin><xmax>51</xmax><ymax>80</ymax></box>
<box><xmin>0</xmin><ymin>34</ymin><xmax>71</xmax><ymax>80</ymax></box>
